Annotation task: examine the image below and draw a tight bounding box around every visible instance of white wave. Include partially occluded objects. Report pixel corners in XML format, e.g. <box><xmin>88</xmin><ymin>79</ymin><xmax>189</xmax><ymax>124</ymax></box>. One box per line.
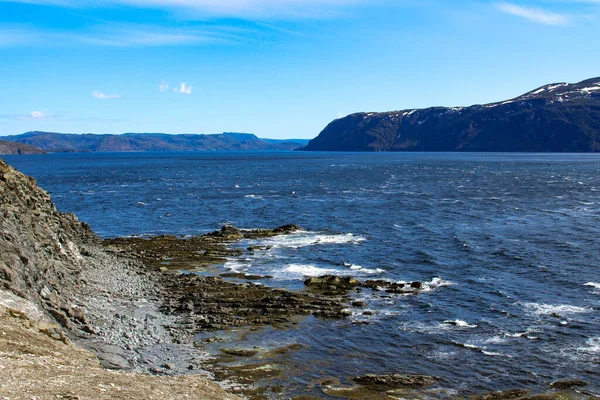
<box><xmin>259</xmin><ymin>232</ymin><xmax>366</xmax><ymax>249</ymax></box>
<box><xmin>458</xmin><ymin>342</ymin><xmax>512</xmax><ymax>358</ymax></box>
<box><xmin>223</xmin><ymin>261</ymin><xmax>250</xmax><ymax>272</ymax></box>
<box><xmin>422</xmin><ymin>277</ymin><xmax>456</xmax><ymax>291</ymax></box>
<box><xmin>584</xmin><ymin>282</ymin><xmax>600</xmax><ymax>289</ymax></box>
<box><xmin>343</xmin><ymin>263</ymin><xmax>384</xmax><ymax>274</ymax></box>
<box><xmin>274</xmin><ymin>263</ymin><xmax>382</xmax><ymax>280</ymax></box>
<box><xmin>503</xmin><ymin>330</ymin><xmax>539</xmax><ymax>340</ymax></box>
<box><xmin>443</xmin><ymin>319</ymin><xmax>477</xmax><ymax>328</ymax></box>
<box><xmin>482</xmin><ymin>350</ymin><xmax>512</xmax><ymax>358</ymax></box>
<box><xmin>523</xmin><ymin>302</ymin><xmax>591</xmax><ymax>316</ymax></box>
<box><xmin>483</xmin><ymin>336</ymin><xmax>508</xmax><ymax>344</ymax></box>
<box><xmin>577</xmin><ymin>337</ymin><xmax>600</xmax><ymax>354</ymax></box>
<box><xmin>244</xmin><ymin>194</ymin><xmax>263</xmax><ymax>199</ymax></box>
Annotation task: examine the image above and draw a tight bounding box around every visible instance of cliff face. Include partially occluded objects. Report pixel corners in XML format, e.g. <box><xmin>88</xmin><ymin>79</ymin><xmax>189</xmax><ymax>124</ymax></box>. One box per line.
<box><xmin>0</xmin><ymin>157</ymin><xmax>96</xmax><ymax>330</ymax></box>
<box><xmin>0</xmin><ymin>139</ymin><xmax>46</xmax><ymax>155</ymax></box>
<box><xmin>303</xmin><ymin>77</ymin><xmax>600</xmax><ymax>152</ymax></box>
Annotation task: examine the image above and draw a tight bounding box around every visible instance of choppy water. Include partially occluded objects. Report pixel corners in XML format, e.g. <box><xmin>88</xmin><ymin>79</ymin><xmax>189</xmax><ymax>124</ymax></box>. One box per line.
<box><xmin>5</xmin><ymin>151</ymin><xmax>600</xmax><ymax>397</ymax></box>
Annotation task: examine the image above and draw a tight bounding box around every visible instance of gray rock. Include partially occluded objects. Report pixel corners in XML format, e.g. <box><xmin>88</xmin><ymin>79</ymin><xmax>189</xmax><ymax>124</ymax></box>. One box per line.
<box><xmin>98</xmin><ymin>352</ymin><xmax>131</xmax><ymax>370</ymax></box>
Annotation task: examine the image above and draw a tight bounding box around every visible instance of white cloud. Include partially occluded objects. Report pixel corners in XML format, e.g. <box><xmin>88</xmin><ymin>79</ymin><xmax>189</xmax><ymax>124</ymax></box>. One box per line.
<box><xmin>0</xmin><ymin>0</ymin><xmax>365</xmax><ymax>19</ymax></box>
<box><xmin>92</xmin><ymin>91</ymin><xmax>122</xmax><ymax>99</ymax></box>
<box><xmin>159</xmin><ymin>83</ymin><xmax>169</xmax><ymax>92</ymax></box>
<box><xmin>30</xmin><ymin>111</ymin><xmax>45</xmax><ymax>119</ymax></box>
<box><xmin>496</xmin><ymin>2</ymin><xmax>570</xmax><ymax>25</ymax></box>
<box><xmin>174</xmin><ymin>82</ymin><xmax>193</xmax><ymax>94</ymax></box>
<box><xmin>11</xmin><ymin>111</ymin><xmax>50</xmax><ymax>120</ymax></box>
<box><xmin>0</xmin><ymin>23</ymin><xmax>248</xmax><ymax>48</ymax></box>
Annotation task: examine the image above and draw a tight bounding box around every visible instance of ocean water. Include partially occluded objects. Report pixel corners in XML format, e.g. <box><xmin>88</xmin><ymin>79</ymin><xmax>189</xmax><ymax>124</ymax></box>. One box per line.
<box><xmin>5</xmin><ymin>151</ymin><xmax>600</xmax><ymax>397</ymax></box>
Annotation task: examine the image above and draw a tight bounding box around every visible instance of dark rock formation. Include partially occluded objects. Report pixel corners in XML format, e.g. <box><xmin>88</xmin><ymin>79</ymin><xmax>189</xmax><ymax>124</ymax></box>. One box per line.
<box><xmin>0</xmin><ymin>157</ymin><xmax>97</xmax><ymax>332</ymax></box>
<box><xmin>353</xmin><ymin>373</ymin><xmax>435</xmax><ymax>389</ymax></box>
<box><xmin>0</xmin><ymin>140</ymin><xmax>46</xmax><ymax>155</ymax></box>
<box><xmin>302</xmin><ymin>77</ymin><xmax>600</xmax><ymax>152</ymax></box>
<box><xmin>304</xmin><ymin>275</ymin><xmax>361</xmax><ymax>294</ymax></box>
<box><xmin>474</xmin><ymin>389</ymin><xmax>530</xmax><ymax>400</ymax></box>
<box><xmin>2</xmin><ymin>131</ymin><xmax>307</xmax><ymax>153</ymax></box>
<box><xmin>549</xmin><ymin>380</ymin><xmax>588</xmax><ymax>389</ymax></box>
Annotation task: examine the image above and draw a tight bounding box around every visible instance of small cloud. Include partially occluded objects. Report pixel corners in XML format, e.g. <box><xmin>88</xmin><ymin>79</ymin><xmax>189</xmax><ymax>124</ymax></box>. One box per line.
<box><xmin>159</xmin><ymin>83</ymin><xmax>169</xmax><ymax>92</ymax></box>
<box><xmin>92</xmin><ymin>91</ymin><xmax>122</xmax><ymax>99</ymax></box>
<box><xmin>174</xmin><ymin>82</ymin><xmax>193</xmax><ymax>94</ymax></box>
<box><xmin>496</xmin><ymin>2</ymin><xmax>570</xmax><ymax>25</ymax></box>
<box><xmin>17</xmin><ymin>111</ymin><xmax>48</xmax><ymax>120</ymax></box>
<box><xmin>30</xmin><ymin>111</ymin><xmax>46</xmax><ymax>119</ymax></box>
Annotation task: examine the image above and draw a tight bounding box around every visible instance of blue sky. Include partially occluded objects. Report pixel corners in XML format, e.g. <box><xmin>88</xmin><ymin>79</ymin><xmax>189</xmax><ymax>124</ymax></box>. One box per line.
<box><xmin>0</xmin><ymin>0</ymin><xmax>599</xmax><ymax>139</ymax></box>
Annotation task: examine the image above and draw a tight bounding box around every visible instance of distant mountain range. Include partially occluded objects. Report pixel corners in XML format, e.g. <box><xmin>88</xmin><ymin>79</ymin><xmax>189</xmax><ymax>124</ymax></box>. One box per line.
<box><xmin>0</xmin><ymin>132</ymin><xmax>309</xmax><ymax>154</ymax></box>
<box><xmin>302</xmin><ymin>77</ymin><xmax>600</xmax><ymax>152</ymax></box>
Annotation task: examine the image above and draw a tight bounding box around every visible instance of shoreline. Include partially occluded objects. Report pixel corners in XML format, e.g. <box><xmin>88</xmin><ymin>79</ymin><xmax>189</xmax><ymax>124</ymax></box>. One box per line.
<box><xmin>1</xmin><ymin>156</ymin><xmax>597</xmax><ymax>399</ymax></box>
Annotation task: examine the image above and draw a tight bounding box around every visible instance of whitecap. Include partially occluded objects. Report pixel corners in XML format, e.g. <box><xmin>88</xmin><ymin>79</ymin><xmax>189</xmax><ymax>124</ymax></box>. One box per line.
<box><xmin>523</xmin><ymin>302</ymin><xmax>591</xmax><ymax>316</ymax></box>
<box><xmin>223</xmin><ymin>261</ymin><xmax>250</xmax><ymax>272</ymax></box>
<box><xmin>503</xmin><ymin>330</ymin><xmax>539</xmax><ymax>340</ymax></box>
<box><xmin>422</xmin><ymin>277</ymin><xmax>456</xmax><ymax>291</ymax></box>
<box><xmin>259</xmin><ymin>231</ymin><xmax>366</xmax><ymax>249</ymax></box>
<box><xmin>443</xmin><ymin>319</ymin><xmax>477</xmax><ymax>328</ymax></box>
<box><xmin>482</xmin><ymin>350</ymin><xmax>512</xmax><ymax>358</ymax></box>
<box><xmin>343</xmin><ymin>263</ymin><xmax>384</xmax><ymax>273</ymax></box>
<box><xmin>584</xmin><ymin>282</ymin><xmax>600</xmax><ymax>289</ymax></box>
<box><xmin>274</xmin><ymin>264</ymin><xmax>382</xmax><ymax>280</ymax></box>
<box><xmin>577</xmin><ymin>337</ymin><xmax>600</xmax><ymax>354</ymax></box>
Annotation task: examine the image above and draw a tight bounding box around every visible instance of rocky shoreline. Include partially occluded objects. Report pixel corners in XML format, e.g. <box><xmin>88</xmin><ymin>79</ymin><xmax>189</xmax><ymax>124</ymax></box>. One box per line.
<box><xmin>1</xmin><ymin>156</ymin><xmax>596</xmax><ymax>400</ymax></box>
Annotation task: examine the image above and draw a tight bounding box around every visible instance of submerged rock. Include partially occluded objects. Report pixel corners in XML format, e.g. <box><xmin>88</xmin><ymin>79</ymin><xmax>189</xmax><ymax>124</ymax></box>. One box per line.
<box><xmin>353</xmin><ymin>373</ymin><xmax>435</xmax><ymax>389</ymax></box>
<box><xmin>221</xmin><ymin>348</ymin><xmax>259</xmax><ymax>357</ymax></box>
<box><xmin>549</xmin><ymin>380</ymin><xmax>588</xmax><ymax>389</ymax></box>
<box><xmin>304</xmin><ymin>275</ymin><xmax>361</xmax><ymax>293</ymax></box>
<box><xmin>474</xmin><ymin>389</ymin><xmax>530</xmax><ymax>400</ymax></box>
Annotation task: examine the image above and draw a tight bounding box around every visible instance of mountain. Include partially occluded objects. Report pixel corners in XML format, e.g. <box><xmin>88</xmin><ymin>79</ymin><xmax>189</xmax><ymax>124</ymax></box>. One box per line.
<box><xmin>1</xmin><ymin>131</ymin><xmax>306</xmax><ymax>153</ymax></box>
<box><xmin>302</xmin><ymin>77</ymin><xmax>600</xmax><ymax>152</ymax></box>
<box><xmin>0</xmin><ymin>140</ymin><xmax>46</xmax><ymax>155</ymax></box>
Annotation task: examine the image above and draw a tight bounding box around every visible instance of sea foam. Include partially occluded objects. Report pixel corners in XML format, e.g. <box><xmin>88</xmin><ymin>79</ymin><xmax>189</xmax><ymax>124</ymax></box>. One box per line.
<box><xmin>523</xmin><ymin>302</ymin><xmax>591</xmax><ymax>316</ymax></box>
<box><xmin>274</xmin><ymin>263</ymin><xmax>383</xmax><ymax>280</ymax></box>
<box><xmin>259</xmin><ymin>231</ymin><xmax>366</xmax><ymax>249</ymax></box>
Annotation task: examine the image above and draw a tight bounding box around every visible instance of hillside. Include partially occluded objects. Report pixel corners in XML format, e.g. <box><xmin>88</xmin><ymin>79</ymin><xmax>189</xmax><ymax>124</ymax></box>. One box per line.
<box><xmin>0</xmin><ymin>139</ymin><xmax>46</xmax><ymax>155</ymax></box>
<box><xmin>302</xmin><ymin>77</ymin><xmax>600</xmax><ymax>152</ymax></box>
<box><xmin>2</xmin><ymin>132</ymin><xmax>307</xmax><ymax>153</ymax></box>
<box><xmin>0</xmin><ymin>157</ymin><xmax>239</xmax><ymax>399</ymax></box>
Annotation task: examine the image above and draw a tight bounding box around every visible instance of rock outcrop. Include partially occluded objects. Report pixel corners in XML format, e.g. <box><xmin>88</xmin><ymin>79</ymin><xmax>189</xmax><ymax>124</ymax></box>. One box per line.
<box><xmin>0</xmin><ymin>157</ymin><xmax>96</xmax><ymax>331</ymax></box>
<box><xmin>302</xmin><ymin>77</ymin><xmax>600</xmax><ymax>152</ymax></box>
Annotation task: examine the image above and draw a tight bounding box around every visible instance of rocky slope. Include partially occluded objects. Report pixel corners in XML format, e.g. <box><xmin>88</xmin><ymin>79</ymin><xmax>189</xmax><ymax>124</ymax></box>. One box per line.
<box><xmin>0</xmin><ymin>296</ymin><xmax>239</xmax><ymax>400</ymax></box>
<box><xmin>0</xmin><ymin>157</ymin><xmax>239</xmax><ymax>399</ymax></box>
<box><xmin>0</xmin><ymin>140</ymin><xmax>45</xmax><ymax>155</ymax></box>
<box><xmin>302</xmin><ymin>77</ymin><xmax>600</xmax><ymax>152</ymax></box>
<box><xmin>2</xmin><ymin>131</ymin><xmax>307</xmax><ymax>152</ymax></box>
